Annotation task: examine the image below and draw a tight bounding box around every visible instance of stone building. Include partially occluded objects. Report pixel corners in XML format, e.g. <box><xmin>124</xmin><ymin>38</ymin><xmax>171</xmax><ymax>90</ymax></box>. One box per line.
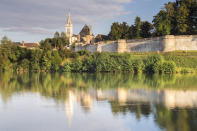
<box><xmin>95</xmin><ymin>34</ymin><xmax>109</xmax><ymax>43</ymax></box>
<box><xmin>14</xmin><ymin>41</ymin><xmax>40</xmax><ymax>49</ymax></box>
<box><xmin>79</xmin><ymin>24</ymin><xmax>94</xmax><ymax>44</ymax></box>
<box><xmin>65</xmin><ymin>12</ymin><xmax>77</xmax><ymax>45</ymax></box>
<box><xmin>65</xmin><ymin>12</ymin><xmax>94</xmax><ymax>45</ymax></box>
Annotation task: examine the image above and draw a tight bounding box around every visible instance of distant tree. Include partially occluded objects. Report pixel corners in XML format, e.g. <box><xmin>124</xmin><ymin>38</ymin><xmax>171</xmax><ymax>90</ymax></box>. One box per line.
<box><xmin>153</xmin><ymin>10</ymin><xmax>171</xmax><ymax>36</ymax></box>
<box><xmin>140</xmin><ymin>21</ymin><xmax>153</xmax><ymax>38</ymax></box>
<box><xmin>0</xmin><ymin>56</ymin><xmax>11</xmax><ymax>71</ymax></box>
<box><xmin>128</xmin><ymin>25</ymin><xmax>137</xmax><ymax>39</ymax></box>
<box><xmin>176</xmin><ymin>2</ymin><xmax>190</xmax><ymax>34</ymax></box>
<box><xmin>165</xmin><ymin>2</ymin><xmax>177</xmax><ymax>34</ymax></box>
<box><xmin>40</xmin><ymin>51</ymin><xmax>52</xmax><ymax>70</ymax></box>
<box><xmin>30</xmin><ymin>49</ymin><xmax>42</xmax><ymax>71</ymax></box>
<box><xmin>134</xmin><ymin>17</ymin><xmax>141</xmax><ymax>38</ymax></box>
<box><xmin>52</xmin><ymin>38</ymin><xmax>58</xmax><ymax>49</ymax></box>
<box><xmin>51</xmin><ymin>51</ymin><xmax>62</xmax><ymax>71</ymax></box>
<box><xmin>61</xmin><ymin>32</ymin><xmax>66</xmax><ymax>38</ymax></box>
<box><xmin>43</xmin><ymin>41</ymin><xmax>52</xmax><ymax>51</ymax></box>
<box><xmin>185</xmin><ymin>0</ymin><xmax>197</xmax><ymax>34</ymax></box>
<box><xmin>108</xmin><ymin>22</ymin><xmax>122</xmax><ymax>40</ymax></box>
<box><xmin>54</xmin><ymin>32</ymin><xmax>60</xmax><ymax>38</ymax></box>
<box><xmin>60</xmin><ymin>32</ymin><xmax>69</xmax><ymax>46</ymax></box>
<box><xmin>18</xmin><ymin>59</ymin><xmax>30</xmax><ymax>71</ymax></box>
<box><xmin>120</xmin><ymin>22</ymin><xmax>130</xmax><ymax>39</ymax></box>
<box><xmin>152</xmin><ymin>0</ymin><xmax>197</xmax><ymax>35</ymax></box>
<box><xmin>1</xmin><ymin>36</ymin><xmax>12</xmax><ymax>44</ymax></box>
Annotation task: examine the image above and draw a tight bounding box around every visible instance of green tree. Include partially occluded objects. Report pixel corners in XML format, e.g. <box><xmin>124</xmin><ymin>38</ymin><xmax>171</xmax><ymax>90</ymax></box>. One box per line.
<box><xmin>187</xmin><ymin>0</ymin><xmax>197</xmax><ymax>34</ymax></box>
<box><xmin>61</xmin><ymin>32</ymin><xmax>66</xmax><ymax>38</ymax></box>
<box><xmin>165</xmin><ymin>2</ymin><xmax>177</xmax><ymax>34</ymax></box>
<box><xmin>108</xmin><ymin>22</ymin><xmax>122</xmax><ymax>40</ymax></box>
<box><xmin>140</xmin><ymin>21</ymin><xmax>153</xmax><ymax>38</ymax></box>
<box><xmin>1</xmin><ymin>36</ymin><xmax>12</xmax><ymax>44</ymax></box>
<box><xmin>176</xmin><ymin>1</ymin><xmax>190</xmax><ymax>34</ymax></box>
<box><xmin>153</xmin><ymin>10</ymin><xmax>171</xmax><ymax>36</ymax></box>
<box><xmin>51</xmin><ymin>51</ymin><xmax>62</xmax><ymax>71</ymax></box>
<box><xmin>30</xmin><ymin>50</ymin><xmax>42</xmax><ymax>71</ymax></box>
<box><xmin>134</xmin><ymin>16</ymin><xmax>141</xmax><ymax>38</ymax></box>
<box><xmin>43</xmin><ymin>41</ymin><xmax>52</xmax><ymax>51</ymax></box>
<box><xmin>40</xmin><ymin>51</ymin><xmax>52</xmax><ymax>70</ymax></box>
<box><xmin>18</xmin><ymin>59</ymin><xmax>30</xmax><ymax>71</ymax></box>
<box><xmin>128</xmin><ymin>25</ymin><xmax>137</xmax><ymax>39</ymax></box>
<box><xmin>0</xmin><ymin>56</ymin><xmax>11</xmax><ymax>71</ymax></box>
<box><xmin>120</xmin><ymin>22</ymin><xmax>130</xmax><ymax>39</ymax></box>
<box><xmin>54</xmin><ymin>32</ymin><xmax>60</xmax><ymax>38</ymax></box>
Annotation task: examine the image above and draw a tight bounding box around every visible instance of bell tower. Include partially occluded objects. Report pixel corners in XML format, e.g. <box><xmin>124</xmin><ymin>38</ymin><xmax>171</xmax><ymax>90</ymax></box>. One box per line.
<box><xmin>65</xmin><ymin>12</ymin><xmax>73</xmax><ymax>45</ymax></box>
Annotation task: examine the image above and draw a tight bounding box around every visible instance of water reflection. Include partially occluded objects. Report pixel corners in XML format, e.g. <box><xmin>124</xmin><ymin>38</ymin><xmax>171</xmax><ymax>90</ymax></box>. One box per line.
<box><xmin>0</xmin><ymin>72</ymin><xmax>197</xmax><ymax>131</ymax></box>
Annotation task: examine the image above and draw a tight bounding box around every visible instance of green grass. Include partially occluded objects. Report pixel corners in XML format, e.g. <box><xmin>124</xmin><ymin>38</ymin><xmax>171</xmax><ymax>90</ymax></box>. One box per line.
<box><xmin>129</xmin><ymin>51</ymin><xmax>197</xmax><ymax>69</ymax></box>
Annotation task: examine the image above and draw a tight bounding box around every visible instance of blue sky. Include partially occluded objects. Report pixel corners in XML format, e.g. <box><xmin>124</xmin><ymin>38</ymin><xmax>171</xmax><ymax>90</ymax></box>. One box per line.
<box><xmin>0</xmin><ymin>0</ymin><xmax>174</xmax><ymax>42</ymax></box>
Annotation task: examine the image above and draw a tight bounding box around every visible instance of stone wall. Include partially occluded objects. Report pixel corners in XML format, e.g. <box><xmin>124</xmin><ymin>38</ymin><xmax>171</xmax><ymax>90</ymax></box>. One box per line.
<box><xmin>74</xmin><ymin>35</ymin><xmax>197</xmax><ymax>53</ymax></box>
<box><xmin>163</xmin><ymin>35</ymin><xmax>197</xmax><ymax>52</ymax></box>
<box><xmin>126</xmin><ymin>37</ymin><xmax>164</xmax><ymax>52</ymax></box>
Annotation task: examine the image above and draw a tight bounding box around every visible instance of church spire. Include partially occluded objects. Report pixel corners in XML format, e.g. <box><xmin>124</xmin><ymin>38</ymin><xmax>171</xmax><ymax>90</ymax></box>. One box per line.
<box><xmin>67</xmin><ymin>11</ymin><xmax>72</xmax><ymax>25</ymax></box>
<box><xmin>65</xmin><ymin>11</ymin><xmax>73</xmax><ymax>45</ymax></box>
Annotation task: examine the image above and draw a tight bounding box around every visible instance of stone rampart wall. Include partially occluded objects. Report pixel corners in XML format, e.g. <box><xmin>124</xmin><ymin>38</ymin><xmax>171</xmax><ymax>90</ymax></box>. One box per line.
<box><xmin>74</xmin><ymin>35</ymin><xmax>197</xmax><ymax>53</ymax></box>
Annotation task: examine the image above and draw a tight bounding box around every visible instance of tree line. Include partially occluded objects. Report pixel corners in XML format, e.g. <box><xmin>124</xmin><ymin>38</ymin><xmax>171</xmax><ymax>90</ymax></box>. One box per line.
<box><xmin>108</xmin><ymin>0</ymin><xmax>197</xmax><ymax>40</ymax></box>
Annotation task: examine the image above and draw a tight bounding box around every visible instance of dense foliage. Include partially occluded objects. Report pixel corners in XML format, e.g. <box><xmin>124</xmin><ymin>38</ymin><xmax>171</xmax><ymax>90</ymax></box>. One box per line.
<box><xmin>108</xmin><ymin>18</ymin><xmax>153</xmax><ymax>40</ymax></box>
<box><xmin>61</xmin><ymin>53</ymin><xmax>177</xmax><ymax>74</ymax></box>
<box><xmin>40</xmin><ymin>32</ymin><xmax>69</xmax><ymax>50</ymax></box>
<box><xmin>2</xmin><ymin>35</ymin><xmax>197</xmax><ymax>74</ymax></box>
<box><xmin>153</xmin><ymin>0</ymin><xmax>197</xmax><ymax>35</ymax></box>
<box><xmin>108</xmin><ymin>0</ymin><xmax>197</xmax><ymax>40</ymax></box>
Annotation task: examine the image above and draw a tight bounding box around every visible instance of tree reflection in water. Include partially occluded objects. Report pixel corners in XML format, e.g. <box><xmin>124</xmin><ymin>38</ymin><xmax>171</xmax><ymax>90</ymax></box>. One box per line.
<box><xmin>0</xmin><ymin>72</ymin><xmax>197</xmax><ymax>130</ymax></box>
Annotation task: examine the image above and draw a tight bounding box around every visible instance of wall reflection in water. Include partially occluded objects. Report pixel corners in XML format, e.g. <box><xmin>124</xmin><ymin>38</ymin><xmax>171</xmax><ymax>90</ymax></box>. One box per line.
<box><xmin>0</xmin><ymin>72</ymin><xmax>197</xmax><ymax>131</ymax></box>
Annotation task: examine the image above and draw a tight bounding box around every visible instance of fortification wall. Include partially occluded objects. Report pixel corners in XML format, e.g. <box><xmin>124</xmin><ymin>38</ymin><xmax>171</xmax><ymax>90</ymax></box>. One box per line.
<box><xmin>74</xmin><ymin>44</ymin><xmax>97</xmax><ymax>52</ymax></box>
<box><xmin>100</xmin><ymin>42</ymin><xmax>118</xmax><ymax>52</ymax></box>
<box><xmin>164</xmin><ymin>35</ymin><xmax>197</xmax><ymax>51</ymax></box>
<box><xmin>74</xmin><ymin>35</ymin><xmax>197</xmax><ymax>53</ymax></box>
<box><xmin>126</xmin><ymin>37</ymin><xmax>164</xmax><ymax>52</ymax></box>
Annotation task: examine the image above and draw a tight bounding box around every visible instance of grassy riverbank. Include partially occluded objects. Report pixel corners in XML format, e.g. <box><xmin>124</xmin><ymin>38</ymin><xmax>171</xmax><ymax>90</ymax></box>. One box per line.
<box><xmin>61</xmin><ymin>51</ymin><xmax>197</xmax><ymax>74</ymax></box>
<box><xmin>0</xmin><ymin>44</ymin><xmax>197</xmax><ymax>73</ymax></box>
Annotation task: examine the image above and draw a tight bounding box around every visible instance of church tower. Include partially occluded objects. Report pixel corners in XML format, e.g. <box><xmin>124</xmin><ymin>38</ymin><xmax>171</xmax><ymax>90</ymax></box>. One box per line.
<box><xmin>65</xmin><ymin>12</ymin><xmax>73</xmax><ymax>45</ymax></box>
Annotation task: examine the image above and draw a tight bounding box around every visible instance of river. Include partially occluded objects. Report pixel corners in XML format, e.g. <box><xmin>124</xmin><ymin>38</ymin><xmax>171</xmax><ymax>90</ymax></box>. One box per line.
<box><xmin>0</xmin><ymin>72</ymin><xmax>197</xmax><ymax>131</ymax></box>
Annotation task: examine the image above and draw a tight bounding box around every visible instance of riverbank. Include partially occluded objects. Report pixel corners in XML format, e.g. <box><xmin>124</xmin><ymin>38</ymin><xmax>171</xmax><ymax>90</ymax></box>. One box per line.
<box><xmin>61</xmin><ymin>50</ymin><xmax>197</xmax><ymax>74</ymax></box>
<box><xmin>1</xmin><ymin>44</ymin><xmax>197</xmax><ymax>74</ymax></box>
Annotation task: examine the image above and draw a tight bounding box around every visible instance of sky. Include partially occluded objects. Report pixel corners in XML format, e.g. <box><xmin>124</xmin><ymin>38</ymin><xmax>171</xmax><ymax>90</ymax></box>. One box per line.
<box><xmin>0</xmin><ymin>0</ymin><xmax>174</xmax><ymax>42</ymax></box>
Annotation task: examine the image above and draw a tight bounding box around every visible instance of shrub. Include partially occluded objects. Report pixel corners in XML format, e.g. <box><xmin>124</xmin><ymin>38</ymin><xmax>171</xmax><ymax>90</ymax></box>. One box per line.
<box><xmin>58</xmin><ymin>49</ymin><xmax>72</xmax><ymax>58</ymax></box>
<box><xmin>77</xmin><ymin>50</ymin><xmax>90</xmax><ymax>56</ymax></box>
<box><xmin>82</xmin><ymin>56</ymin><xmax>94</xmax><ymax>72</ymax></box>
<box><xmin>0</xmin><ymin>56</ymin><xmax>12</xmax><ymax>71</ymax></box>
<box><xmin>162</xmin><ymin>61</ymin><xmax>176</xmax><ymax>73</ymax></box>
<box><xmin>40</xmin><ymin>51</ymin><xmax>52</xmax><ymax>70</ymax></box>
<box><xmin>61</xmin><ymin>63</ymin><xmax>71</xmax><ymax>72</ymax></box>
<box><xmin>70</xmin><ymin>59</ymin><xmax>83</xmax><ymax>72</ymax></box>
<box><xmin>71</xmin><ymin>52</ymin><xmax>80</xmax><ymax>59</ymax></box>
<box><xmin>51</xmin><ymin>51</ymin><xmax>62</xmax><ymax>71</ymax></box>
<box><xmin>132</xmin><ymin>59</ymin><xmax>144</xmax><ymax>73</ymax></box>
<box><xmin>152</xmin><ymin>62</ymin><xmax>163</xmax><ymax>73</ymax></box>
<box><xmin>18</xmin><ymin>59</ymin><xmax>30</xmax><ymax>71</ymax></box>
<box><xmin>93</xmin><ymin>52</ymin><xmax>117</xmax><ymax>72</ymax></box>
<box><xmin>145</xmin><ymin>55</ymin><xmax>163</xmax><ymax>73</ymax></box>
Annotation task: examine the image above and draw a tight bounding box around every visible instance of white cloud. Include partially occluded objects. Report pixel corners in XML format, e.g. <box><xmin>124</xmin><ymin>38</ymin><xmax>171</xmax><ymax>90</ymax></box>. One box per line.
<box><xmin>0</xmin><ymin>0</ymin><xmax>132</xmax><ymax>34</ymax></box>
<box><xmin>3</xmin><ymin>27</ymin><xmax>52</xmax><ymax>35</ymax></box>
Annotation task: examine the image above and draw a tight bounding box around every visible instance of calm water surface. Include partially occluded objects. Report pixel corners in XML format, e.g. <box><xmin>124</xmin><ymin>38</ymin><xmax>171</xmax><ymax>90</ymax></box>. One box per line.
<box><xmin>0</xmin><ymin>72</ymin><xmax>197</xmax><ymax>131</ymax></box>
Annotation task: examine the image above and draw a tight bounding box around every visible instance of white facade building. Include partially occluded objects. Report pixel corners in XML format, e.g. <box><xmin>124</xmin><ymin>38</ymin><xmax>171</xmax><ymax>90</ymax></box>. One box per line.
<box><xmin>65</xmin><ymin>12</ymin><xmax>77</xmax><ymax>45</ymax></box>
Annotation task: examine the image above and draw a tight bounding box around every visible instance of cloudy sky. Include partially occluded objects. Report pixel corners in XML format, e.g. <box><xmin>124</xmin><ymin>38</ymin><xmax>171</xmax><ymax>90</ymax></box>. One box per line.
<box><xmin>0</xmin><ymin>0</ymin><xmax>174</xmax><ymax>42</ymax></box>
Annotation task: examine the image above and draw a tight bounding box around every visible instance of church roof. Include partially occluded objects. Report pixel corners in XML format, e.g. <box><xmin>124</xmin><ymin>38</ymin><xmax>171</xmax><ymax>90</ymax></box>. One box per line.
<box><xmin>79</xmin><ymin>25</ymin><xmax>91</xmax><ymax>37</ymax></box>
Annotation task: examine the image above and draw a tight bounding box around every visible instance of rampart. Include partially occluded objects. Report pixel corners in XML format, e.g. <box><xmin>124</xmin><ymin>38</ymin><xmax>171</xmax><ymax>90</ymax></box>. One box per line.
<box><xmin>74</xmin><ymin>35</ymin><xmax>197</xmax><ymax>52</ymax></box>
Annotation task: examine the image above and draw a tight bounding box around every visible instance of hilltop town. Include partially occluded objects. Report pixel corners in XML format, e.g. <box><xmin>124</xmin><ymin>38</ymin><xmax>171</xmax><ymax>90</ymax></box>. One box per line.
<box><xmin>0</xmin><ymin>0</ymin><xmax>197</xmax><ymax>73</ymax></box>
